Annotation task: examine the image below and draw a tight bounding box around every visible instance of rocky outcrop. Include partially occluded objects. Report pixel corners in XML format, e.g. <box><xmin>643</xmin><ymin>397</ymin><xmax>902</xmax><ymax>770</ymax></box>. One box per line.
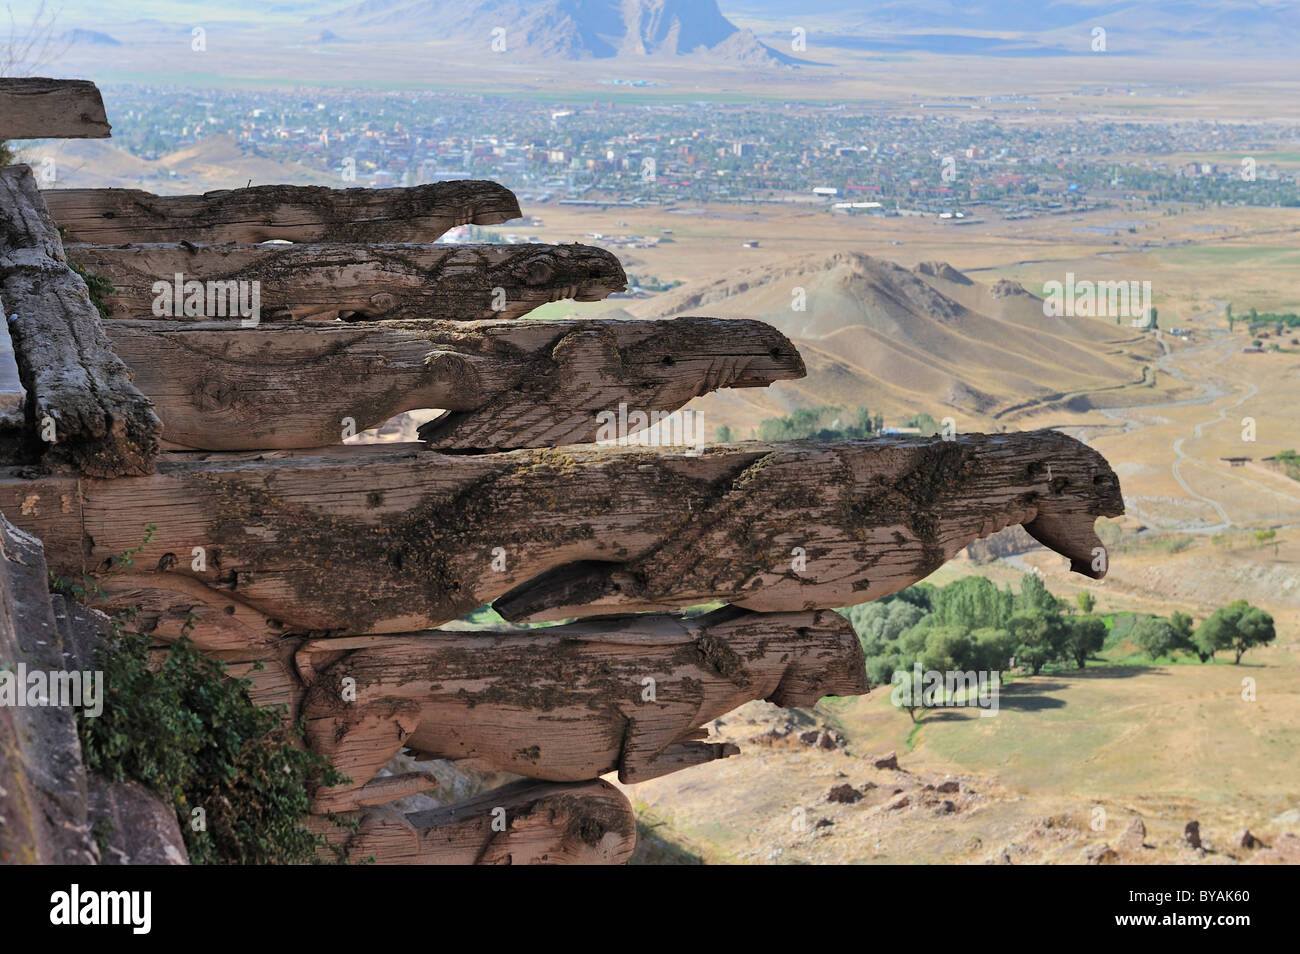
<box><xmin>1118</xmin><ymin>816</ymin><xmax>1147</xmax><ymax>851</ymax></box>
<box><xmin>87</xmin><ymin>777</ymin><xmax>188</xmax><ymax>865</ymax></box>
<box><xmin>0</xmin><ymin>512</ymin><xmax>185</xmax><ymax>866</ymax></box>
<box><xmin>0</xmin><ymin>515</ymin><xmax>97</xmax><ymax>864</ymax></box>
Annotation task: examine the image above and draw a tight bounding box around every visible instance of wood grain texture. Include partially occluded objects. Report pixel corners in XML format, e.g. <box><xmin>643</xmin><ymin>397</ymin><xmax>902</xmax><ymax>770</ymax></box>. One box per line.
<box><xmin>43</xmin><ymin>180</ymin><xmax>521</xmax><ymax>244</ymax></box>
<box><xmin>301</xmin><ymin>606</ymin><xmax>866</xmax><ymax>810</ymax></box>
<box><xmin>102</xmin><ymin>317</ymin><xmax>804</xmax><ymax>450</ymax></box>
<box><xmin>313</xmin><ymin>778</ymin><xmax>636</xmax><ymax>865</ymax></box>
<box><xmin>67</xmin><ymin>241</ymin><xmax>626</xmax><ymax>321</ymax></box>
<box><xmin>0</xmin><ymin>431</ymin><xmax>1124</xmax><ymax>639</ymax></box>
<box><xmin>0</xmin><ymin>165</ymin><xmax>161</xmax><ymax>476</ymax></box>
<box><xmin>0</xmin><ymin>78</ymin><xmax>110</xmax><ymax>139</ymax></box>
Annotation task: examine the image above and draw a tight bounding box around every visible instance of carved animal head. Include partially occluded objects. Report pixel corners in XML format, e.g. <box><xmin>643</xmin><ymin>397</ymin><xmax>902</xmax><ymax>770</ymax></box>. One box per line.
<box><xmin>463</xmin><ymin>180</ymin><xmax>523</xmax><ymax>226</ymax></box>
<box><xmin>621</xmin><ymin>318</ymin><xmax>807</xmax><ymax>391</ymax></box>
<box><xmin>766</xmin><ymin>611</ymin><xmax>870</xmax><ymax>706</ymax></box>
<box><xmin>497</xmin><ymin>244</ymin><xmax>628</xmax><ymax>302</ymax></box>
<box><xmin>1018</xmin><ymin>430</ymin><xmax>1125</xmax><ymax>579</ymax></box>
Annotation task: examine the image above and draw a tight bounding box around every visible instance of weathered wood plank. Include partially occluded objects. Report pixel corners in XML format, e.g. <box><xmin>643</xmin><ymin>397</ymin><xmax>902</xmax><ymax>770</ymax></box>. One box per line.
<box><xmin>322</xmin><ymin>771</ymin><xmax>439</xmax><ymax>812</ymax></box>
<box><xmin>67</xmin><ymin>242</ymin><xmax>626</xmax><ymax>322</ymax></box>
<box><xmin>43</xmin><ymin>180</ymin><xmax>522</xmax><ymax>244</ymax></box>
<box><xmin>90</xmin><ymin>573</ymin><xmax>310</xmax><ymax>719</ymax></box>
<box><xmin>102</xmin><ymin>317</ymin><xmax>803</xmax><ymax>451</ymax></box>
<box><xmin>0</xmin><ymin>165</ymin><xmax>161</xmax><ymax>476</ymax></box>
<box><xmin>314</xmin><ymin>778</ymin><xmax>636</xmax><ymax>865</ymax></box>
<box><xmin>0</xmin><ymin>78</ymin><xmax>110</xmax><ymax>139</ymax></box>
<box><xmin>302</xmin><ymin>607</ymin><xmax>865</xmax><ymax>811</ymax></box>
<box><xmin>0</xmin><ymin>431</ymin><xmax>1124</xmax><ymax>638</ymax></box>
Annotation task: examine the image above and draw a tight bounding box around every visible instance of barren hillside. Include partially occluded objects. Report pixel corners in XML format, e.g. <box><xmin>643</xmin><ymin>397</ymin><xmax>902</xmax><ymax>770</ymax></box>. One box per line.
<box><xmin>621</xmin><ymin>250</ymin><xmax>1165</xmax><ymax>436</ymax></box>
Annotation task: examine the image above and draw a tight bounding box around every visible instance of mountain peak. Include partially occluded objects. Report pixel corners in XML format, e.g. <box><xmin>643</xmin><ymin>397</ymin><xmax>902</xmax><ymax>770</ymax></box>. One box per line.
<box><xmin>326</xmin><ymin>0</ymin><xmax>799</xmax><ymax>64</ymax></box>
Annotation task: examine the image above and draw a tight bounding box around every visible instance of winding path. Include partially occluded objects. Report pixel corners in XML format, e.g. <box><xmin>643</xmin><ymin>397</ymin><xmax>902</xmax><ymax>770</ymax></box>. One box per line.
<box><xmin>1059</xmin><ymin>303</ymin><xmax>1300</xmax><ymax>533</ymax></box>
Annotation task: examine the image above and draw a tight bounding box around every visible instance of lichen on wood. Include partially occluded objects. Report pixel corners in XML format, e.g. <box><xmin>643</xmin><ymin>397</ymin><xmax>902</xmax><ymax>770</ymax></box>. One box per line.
<box><xmin>300</xmin><ymin>606</ymin><xmax>866</xmax><ymax>808</ymax></box>
<box><xmin>0</xmin><ymin>164</ymin><xmax>161</xmax><ymax>476</ymax></box>
<box><xmin>67</xmin><ymin>241</ymin><xmax>625</xmax><ymax>321</ymax></box>
<box><xmin>101</xmin><ymin>316</ymin><xmax>804</xmax><ymax>451</ymax></box>
<box><xmin>0</xmin><ymin>430</ymin><xmax>1123</xmax><ymax>642</ymax></box>
<box><xmin>45</xmin><ymin>180</ymin><xmax>522</xmax><ymax>244</ymax></box>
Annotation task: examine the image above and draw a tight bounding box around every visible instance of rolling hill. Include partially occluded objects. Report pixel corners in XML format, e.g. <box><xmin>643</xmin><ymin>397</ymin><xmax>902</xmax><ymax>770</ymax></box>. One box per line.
<box><xmin>616</xmin><ymin>250</ymin><xmax>1163</xmax><ymax>435</ymax></box>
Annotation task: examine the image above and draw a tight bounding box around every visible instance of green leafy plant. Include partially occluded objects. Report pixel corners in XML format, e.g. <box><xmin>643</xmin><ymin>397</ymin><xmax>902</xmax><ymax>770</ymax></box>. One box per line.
<box><xmin>55</xmin><ymin>526</ymin><xmax>347</xmax><ymax>864</ymax></box>
<box><xmin>78</xmin><ymin>622</ymin><xmax>347</xmax><ymax>864</ymax></box>
<box><xmin>1194</xmin><ymin>600</ymin><xmax>1276</xmax><ymax>664</ymax></box>
<box><xmin>1275</xmin><ymin>449</ymin><xmax>1300</xmax><ymax>482</ymax></box>
<box><xmin>67</xmin><ymin>256</ymin><xmax>117</xmax><ymax>320</ymax></box>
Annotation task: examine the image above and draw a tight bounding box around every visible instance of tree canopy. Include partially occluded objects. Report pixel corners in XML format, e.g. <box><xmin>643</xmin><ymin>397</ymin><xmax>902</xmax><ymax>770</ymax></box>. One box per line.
<box><xmin>1194</xmin><ymin>601</ymin><xmax>1276</xmax><ymax>664</ymax></box>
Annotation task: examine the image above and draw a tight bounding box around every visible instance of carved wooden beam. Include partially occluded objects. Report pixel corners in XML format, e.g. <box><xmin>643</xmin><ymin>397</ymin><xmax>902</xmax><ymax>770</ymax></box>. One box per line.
<box><xmin>313</xmin><ymin>778</ymin><xmax>636</xmax><ymax>865</ymax></box>
<box><xmin>66</xmin><ymin>242</ymin><xmax>626</xmax><ymax>322</ymax></box>
<box><xmin>0</xmin><ymin>78</ymin><xmax>110</xmax><ymax>139</ymax></box>
<box><xmin>301</xmin><ymin>607</ymin><xmax>865</xmax><ymax>810</ymax></box>
<box><xmin>43</xmin><ymin>180</ymin><xmax>521</xmax><ymax>244</ymax></box>
<box><xmin>102</xmin><ymin>317</ymin><xmax>803</xmax><ymax>451</ymax></box>
<box><xmin>84</xmin><ymin>572</ymin><xmax>310</xmax><ymax>718</ymax></box>
<box><xmin>0</xmin><ymin>165</ymin><xmax>161</xmax><ymax>476</ymax></box>
<box><xmin>0</xmin><ymin>431</ymin><xmax>1123</xmax><ymax>638</ymax></box>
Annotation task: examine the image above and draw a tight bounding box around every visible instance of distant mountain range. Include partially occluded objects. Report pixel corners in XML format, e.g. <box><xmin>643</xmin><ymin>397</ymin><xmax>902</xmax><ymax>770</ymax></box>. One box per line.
<box><xmin>28</xmin><ymin>0</ymin><xmax>1299</xmax><ymax>60</ymax></box>
<box><xmin>62</xmin><ymin>29</ymin><xmax>121</xmax><ymax>46</ymax></box>
<box><xmin>725</xmin><ymin>0</ymin><xmax>1300</xmax><ymax>54</ymax></box>
<box><xmin>320</xmin><ymin>0</ymin><xmax>800</xmax><ymax>64</ymax></box>
<box><xmin>729</xmin><ymin>0</ymin><xmax>1299</xmax><ymax>30</ymax></box>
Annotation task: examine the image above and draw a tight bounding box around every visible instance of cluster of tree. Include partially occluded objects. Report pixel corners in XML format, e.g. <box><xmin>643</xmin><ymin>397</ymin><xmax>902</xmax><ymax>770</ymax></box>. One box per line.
<box><xmin>1226</xmin><ymin>304</ymin><xmax>1300</xmax><ymax>333</ymax></box>
<box><xmin>625</xmin><ymin>273</ymin><xmax>682</xmax><ymax>293</ymax></box>
<box><xmin>1049</xmin><ymin>161</ymin><xmax>1300</xmax><ymax>208</ymax></box>
<box><xmin>839</xmin><ymin>575</ymin><xmax>1277</xmax><ymax>696</ymax></box>
<box><xmin>1274</xmin><ymin>450</ymin><xmax>1300</xmax><ymax>483</ymax></box>
<box><xmin>754</xmin><ymin>405</ymin><xmax>882</xmax><ymax>442</ymax></box>
<box><xmin>1129</xmin><ymin>600</ymin><xmax>1276</xmax><ymax>665</ymax></box>
<box><xmin>716</xmin><ymin>406</ymin><xmax>949</xmax><ymax>444</ymax></box>
<box><xmin>839</xmin><ymin>574</ymin><xmax>1107</xmax><ymax>686</ymax></box>
<box><xmin>904</xmin><ymin>413</ymin><xmax>942</xmax><ymax>437</ymax></box>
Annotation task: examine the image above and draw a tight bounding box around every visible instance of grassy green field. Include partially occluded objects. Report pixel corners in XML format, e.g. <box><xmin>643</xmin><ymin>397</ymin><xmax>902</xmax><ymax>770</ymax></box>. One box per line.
<box><xmin>1152</xmin><ymin>245</ymin><xmax>1300</xmax><ymax>268</ymax></box>
<box><xmin>625</xmin><ymin>628</ymin><xmax>1300</xmax><ymax>864</ymax></box>
<box><xmin>831</xmin><ymin>654</ymin><xmax>1299</xmax><ymax>803</ymax></box>
<box><xmin>625</xmin><ymin>550</ymin><xmax>1300</xmax><ymax>861</ymax></box>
